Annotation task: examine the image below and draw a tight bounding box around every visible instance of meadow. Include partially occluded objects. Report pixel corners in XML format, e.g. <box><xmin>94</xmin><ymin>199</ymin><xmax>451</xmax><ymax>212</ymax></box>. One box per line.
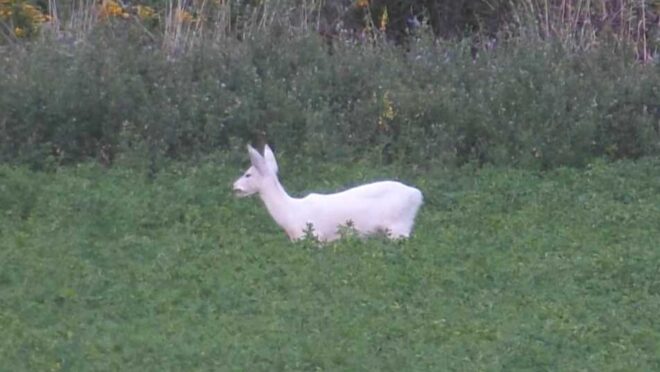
<box><xmin>1</xmin><ymin>157</ymin><xmax>659</xmax><ymax>370</ymax></box>
<box><xmin>2</xmin><ymin>0</ymin><xmax>660</xmax><ymax>369</ymax></box>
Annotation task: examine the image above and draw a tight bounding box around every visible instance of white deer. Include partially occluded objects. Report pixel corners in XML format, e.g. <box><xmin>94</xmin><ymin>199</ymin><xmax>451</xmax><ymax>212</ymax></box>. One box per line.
<box><xmin>232</xmin><ymin>144</ymin><xmax>423</xmax><ymax>242</ymax></box>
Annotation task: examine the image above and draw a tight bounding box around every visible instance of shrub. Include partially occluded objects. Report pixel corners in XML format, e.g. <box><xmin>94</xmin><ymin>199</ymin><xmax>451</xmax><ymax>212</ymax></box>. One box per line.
<box><xmin>0</xmin><ymin>1</ymin><xmax>658</xmax><ymax>169</ymax></box>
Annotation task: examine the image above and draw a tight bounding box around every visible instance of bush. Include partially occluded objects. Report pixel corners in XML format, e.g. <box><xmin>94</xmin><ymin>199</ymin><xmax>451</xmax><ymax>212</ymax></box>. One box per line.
<box><xmin>0</xmin><ymin>2</ymin><xmax>659</xmax><ymax>169</ymax></box>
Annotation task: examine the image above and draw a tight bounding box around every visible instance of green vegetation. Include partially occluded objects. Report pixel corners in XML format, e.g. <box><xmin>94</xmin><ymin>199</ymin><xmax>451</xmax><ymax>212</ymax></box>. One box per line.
<box><xmin>1</xmin><ymin>158</ymin><xmax>659</xmax><ymax>370</ymax></box>
<box><xmin>1</xmin><ymin>0</ymin><xmax>659</xmax><ymax>169</ymax></box>
<box><xmin>2</xmin><ymin>1</ymin><xmax>659</xmax><ymax>369</ymax></box>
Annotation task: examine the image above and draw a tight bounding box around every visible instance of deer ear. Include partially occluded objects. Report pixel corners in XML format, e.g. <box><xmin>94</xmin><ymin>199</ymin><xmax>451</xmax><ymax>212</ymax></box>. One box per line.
<box><xmin>263</xmin><ymin>144</ymin><xmax>278</xmax><ymax>174</ymax></box>
<box><xmin>247</xmin><ymin>144</ymin><xmax>267</xmax><ymax>173</ymax></box>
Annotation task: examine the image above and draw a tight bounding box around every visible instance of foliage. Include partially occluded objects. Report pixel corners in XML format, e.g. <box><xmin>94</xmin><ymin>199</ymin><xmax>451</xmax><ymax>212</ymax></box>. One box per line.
<box><xmin>2</xmin><ymin>0</ymin><xmax>659</xmax><ymax>52</ymax></box>
<box><xmin>0</xmin><ymin>0</ymin><xmax>659</xmax><ymax>170</ymax></box>
<box><xmin>1</xmin><ymin>158</ymin><xmax>660</xmax><ymax>369</ymax></box>
<box><xmin>1</xmin><ymin>25</ymin><xmax>659</xmax><ymax>169</ymax></box>
<box><xmin>0</xmin><ymin>0</ymin><xmax>51</xmax><ymax>40</ymax></box>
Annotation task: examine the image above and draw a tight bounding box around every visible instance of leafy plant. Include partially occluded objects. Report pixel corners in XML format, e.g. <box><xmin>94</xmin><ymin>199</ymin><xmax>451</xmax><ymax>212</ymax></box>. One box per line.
<box><xmin>1</xmin><ymin>158</ymin><xmax>660</xmax><ymax>370</ymax></box>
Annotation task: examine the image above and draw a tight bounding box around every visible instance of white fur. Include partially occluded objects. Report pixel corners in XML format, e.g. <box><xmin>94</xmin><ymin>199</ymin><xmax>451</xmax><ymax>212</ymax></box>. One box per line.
<box><xmin>233</xmin><ymin>144</ymin><xmax>423</xmax><ymax>242</ymax></box>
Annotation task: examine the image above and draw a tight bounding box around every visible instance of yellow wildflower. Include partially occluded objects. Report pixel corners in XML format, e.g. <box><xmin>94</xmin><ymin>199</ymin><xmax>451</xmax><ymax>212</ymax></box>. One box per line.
<box><xmin>379</xmin><ymin>7</ymin><xmax>388</xmax><ymax>32</ymax></box>
<box><xmin>14</xmin><ymin>27</ymin><xmax>25</xmax><ymax>37</ymax></box>
<box><xmin>22</xmin><ymin>3</ymin><xmax>48</xmax><ymax>23</ymax></box>
<box><xmin>377</xmin><ymin>91</ymin><xmax>396</xmax><ymax>132</ymax></box>
<box><xmin>0</xmin><ymin>8</ymin><xmax>11</xmax><ymax>20</ymax></box>
<box><xmin>136</xmin><ymin>5</ymin><xmax>156</xmax><ymax>20</ymax></box>
<box><xmin>100</xmin><ymin>0</ymin><xmax>126</xmax><ymax>18</ymax></box>
<box><xmin>356</xmin><ymin>0</ymin><xmax>369</xmax><ymax>8</ymax></box>
<box><xmin>176</xmin><ymin>8</ymin><xmax>194</xmax><ymax>23</ymax></box>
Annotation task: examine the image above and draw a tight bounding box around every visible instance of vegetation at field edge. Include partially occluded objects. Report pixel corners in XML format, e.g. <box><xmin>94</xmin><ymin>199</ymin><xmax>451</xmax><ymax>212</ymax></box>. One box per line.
<box><xmin>1</xmin><ymin>0</ymin><xmax>659</xmax><ymax>169</ymax></box>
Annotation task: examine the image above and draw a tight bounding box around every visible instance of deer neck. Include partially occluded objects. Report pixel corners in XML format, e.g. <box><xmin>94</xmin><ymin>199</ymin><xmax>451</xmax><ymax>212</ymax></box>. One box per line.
<box><xmin>258</xmin><ymin>177</ymin><xmax>298</xmax><ymax>233</ymax></box>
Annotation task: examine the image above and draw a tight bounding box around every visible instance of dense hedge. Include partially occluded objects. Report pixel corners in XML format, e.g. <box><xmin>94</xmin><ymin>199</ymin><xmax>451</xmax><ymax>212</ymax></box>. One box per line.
<box><xmin>0</xmin><ymin>20</ymin><xmax>659</xmax><ymax>169</ymax></box>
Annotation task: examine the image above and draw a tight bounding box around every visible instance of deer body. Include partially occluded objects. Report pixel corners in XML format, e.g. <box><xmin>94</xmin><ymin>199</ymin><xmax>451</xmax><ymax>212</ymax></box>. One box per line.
<box><xmin>233</xmin><ymin>145</ymin><xmax>423</xmax><ymax>242</ymax></box>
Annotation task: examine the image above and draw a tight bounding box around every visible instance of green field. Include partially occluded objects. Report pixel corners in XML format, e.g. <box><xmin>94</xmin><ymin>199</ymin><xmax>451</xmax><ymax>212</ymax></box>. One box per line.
<box><xmin>2</xmin><ymin>0</ymin><xmax>659</xmax><ymax>369</ymax></box>
<box><xmin>1</xmin><ymin>158</ymin><xmax>659</xmax><ymax>370</ymax></box>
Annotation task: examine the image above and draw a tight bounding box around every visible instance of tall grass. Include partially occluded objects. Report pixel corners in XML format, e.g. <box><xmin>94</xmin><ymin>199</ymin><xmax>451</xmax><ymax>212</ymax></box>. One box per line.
<box><xmin>3</xmin><ymin>1</ymin><xmax>654</xmax><ymax>51</ymax></box>
<box><xmin>513</xmin><ymin>0</ymin><xmax>658</xmax><ymax>61</ymax></box>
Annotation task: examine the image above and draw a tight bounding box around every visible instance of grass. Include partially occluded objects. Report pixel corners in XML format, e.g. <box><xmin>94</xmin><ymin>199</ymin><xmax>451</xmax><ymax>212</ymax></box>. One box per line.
<box><xmin>1</xmin><ymin>157</ymin><xmax>660</xmax><ymax>370</ymax></box>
